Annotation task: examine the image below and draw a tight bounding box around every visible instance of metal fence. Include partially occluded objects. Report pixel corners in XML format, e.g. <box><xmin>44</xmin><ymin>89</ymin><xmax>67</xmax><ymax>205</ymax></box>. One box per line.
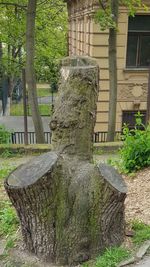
<box><xmin>11</xmin><ymin>132</ymin><xmax>51</xmax><ymax>144</ymax></box>
<box><xmin>9</xmin><ymin>131</ymin><xmax>122</xmax><ymax>145</ymax></box>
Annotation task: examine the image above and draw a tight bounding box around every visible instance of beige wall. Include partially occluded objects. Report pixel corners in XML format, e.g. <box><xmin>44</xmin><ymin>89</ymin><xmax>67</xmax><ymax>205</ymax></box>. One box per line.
<box><xmin>67</xmin><ymin>0</ymin><xmax>149</xmax><ymax>132</ymax></box>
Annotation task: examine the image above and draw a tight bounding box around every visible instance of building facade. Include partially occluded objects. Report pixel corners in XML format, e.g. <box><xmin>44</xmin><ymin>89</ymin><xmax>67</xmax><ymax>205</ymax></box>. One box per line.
<box><xmin>66</xmin><ymin>0</ymin><xmax>150</xmax><ymax>133</ymax></box>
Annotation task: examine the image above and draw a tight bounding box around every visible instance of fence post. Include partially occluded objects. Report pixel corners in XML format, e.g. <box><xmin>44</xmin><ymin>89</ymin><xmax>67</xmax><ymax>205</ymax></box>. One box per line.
<box><xmin>22</xmin><ymin>69</ymin><xmax>28</xmax><ymax>145</ymax></box>
<box><xmin>146</xmin><ymin>67</ymin><xmax>150</xmax><ymax>124</ymax></box>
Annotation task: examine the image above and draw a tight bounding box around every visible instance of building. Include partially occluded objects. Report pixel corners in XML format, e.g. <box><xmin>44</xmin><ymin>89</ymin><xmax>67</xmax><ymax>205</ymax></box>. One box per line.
<box><xmin>66</xmin><ymin>0</ymin><xmax>150</xmax><ymax>134</ymax></box>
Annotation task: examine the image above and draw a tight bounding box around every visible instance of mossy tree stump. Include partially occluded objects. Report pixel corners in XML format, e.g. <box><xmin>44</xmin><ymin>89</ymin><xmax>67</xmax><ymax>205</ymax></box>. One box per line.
<box><xmin>5</xmin><ymin>56</ymin><xmax>127</xmax><ymax>266</ymax></box>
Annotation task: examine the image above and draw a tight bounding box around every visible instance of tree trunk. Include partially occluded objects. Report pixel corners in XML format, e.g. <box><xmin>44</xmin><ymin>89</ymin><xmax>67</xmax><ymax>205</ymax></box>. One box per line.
<box><xmin>50</xmin><ymin>56</ymin><xmax>99</xmax><ymax>160</ymax></box>
<box><xmin>26</xmin><ymin>0</ymin><xmax>45</xmax><ymax>143</ymax></box>
<box><xmin>5</xmin><ymin>56</ymin><xmax>127</xmax><ymax>266</ymax></box>
<box><xmin>107</xmin><ymin>0</ymin><xmax>119</xmax><ymax>142</ymax></box>
<box><xmin>0</xmin><ymin>42</ymin><xmax>2</xmax><ymax>77</ymax></box>
<box><xmin>146</xmin><ymin>68</ymin><xmax>150</xmax><ymax>124</ymax></box>
<box><xmin>5</xmin><ymin>152</ymin><xmax>127</xmax><ymax>266</ymax></box>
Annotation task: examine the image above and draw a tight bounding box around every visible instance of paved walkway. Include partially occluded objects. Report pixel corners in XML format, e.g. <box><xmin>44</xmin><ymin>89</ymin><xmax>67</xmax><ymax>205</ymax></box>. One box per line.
<box><xmin>0</xmin><ymin>115</ymin><xmax>50</xmax><ymax>131</ymax></box>
<box><xmin>129</xmin><ymin>256</ymin><xmax>150</xmax><ymax>267</ymax></box>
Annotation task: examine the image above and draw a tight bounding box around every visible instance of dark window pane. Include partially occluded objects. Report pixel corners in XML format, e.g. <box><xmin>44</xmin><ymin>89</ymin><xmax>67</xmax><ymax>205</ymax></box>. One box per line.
<box><xmin>126</xmin><ymin>34</ymin><xmax>138</xmax><ymax>67</ymax></box>
<box><xmin>128</xmin><ymin>15</ymin><xmax>150</xmax><ymax>31</ymax></box>
<box><xmin>122</xmin><ymin>111</ymin><xmax>146</xmax><ymax>130</ymax></box>
<box><xmin>139</xmin><ymin>35</ymin><xmax>150</xmax><ymax>66</ymax></box>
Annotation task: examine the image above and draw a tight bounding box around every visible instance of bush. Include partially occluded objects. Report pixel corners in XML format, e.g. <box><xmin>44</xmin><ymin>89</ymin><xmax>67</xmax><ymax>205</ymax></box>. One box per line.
<box><xmin>0</xmin><ymin>125</ymin><xmax>11</xmax><ymax>144</ymax></box>
<box><xmin>120</xmin><ymin>113</ymin><xmax>150</xmax><ymax>173</ymax></box>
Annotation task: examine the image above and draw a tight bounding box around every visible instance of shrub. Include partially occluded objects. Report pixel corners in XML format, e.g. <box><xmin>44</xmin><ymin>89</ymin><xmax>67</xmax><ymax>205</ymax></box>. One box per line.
<box><xmin>120</xmin><ymin>113</ymin><xmax>150</xmax><ymax>173</ymax></box>
<box><xmin>0</xmin><ymin>125</ymin><xmax>11</xmax><ymax>144</ymax></box>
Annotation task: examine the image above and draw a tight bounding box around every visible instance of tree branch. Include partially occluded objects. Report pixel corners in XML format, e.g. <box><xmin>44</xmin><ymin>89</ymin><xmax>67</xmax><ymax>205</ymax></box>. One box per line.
<box><xmin>98</xmin><ymin>0</ymin><xmax>107</xmax><ymax>10</ymax></box>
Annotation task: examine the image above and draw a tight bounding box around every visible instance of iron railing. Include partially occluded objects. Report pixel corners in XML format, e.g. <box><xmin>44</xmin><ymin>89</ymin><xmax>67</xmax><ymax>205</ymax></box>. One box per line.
<box><xmin>7</xmin><ymin>131</ymin><xmax>122</xmax><ymax>145</ymax></box>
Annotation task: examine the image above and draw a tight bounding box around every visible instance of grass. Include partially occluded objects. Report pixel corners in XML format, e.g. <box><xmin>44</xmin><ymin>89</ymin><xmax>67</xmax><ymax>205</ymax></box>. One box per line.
<box><xmin>82</xmin><ymin>247</ymin><xmax>130</xmax><ymax>267</ymax></box>
<box><xmin>0</xmin><ymin>201</ymin><xmax>19</xmax><ymax>237</ymax></box>
<box><xmin>0</xmin><ymin>164</ymin><xmax>19</xmax><ymax>254</ymax></box>
<box><xmin>94</xmin><ymin>247</ymin><xmax>130</xmax><ymax>267</ymax></box>
<box><xmin>10</xmin><ymin>86</ymin><xmax>56</xmax><ymax>116</ymax></box>
<box><xmin>81</xmin><ymin>220</ymin><xmax>150</xmax><ymax>267</ymax></box>
<box><xmin>10</xmin><ymin>102</ymin><xmax>52</xmax><ymax>116</ymax></box>
<box><xmin>132</xmin><ymin>220</ymin><xmax>150</xmax><ymax>245</ymax></box>
<box><xmin>37</xmin><ymin>87</ymin><xmax>51</xmax><ymax>97</ymax></box>
<box><xmin>0</xmin><ymin>165</ymin><xmax>15</xmax><ymax>180</ymax></box>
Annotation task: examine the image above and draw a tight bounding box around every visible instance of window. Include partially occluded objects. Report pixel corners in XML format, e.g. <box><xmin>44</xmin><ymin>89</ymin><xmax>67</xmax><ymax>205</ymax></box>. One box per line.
<box><xmin>122</xmin><ymin>110</ymin><xmax>146</xmax><ymax>130</ymax></box>
<box><xmin>126</xmin><ymin>15</ymin><xmax>150</xmax><ymax>68</ymax></box>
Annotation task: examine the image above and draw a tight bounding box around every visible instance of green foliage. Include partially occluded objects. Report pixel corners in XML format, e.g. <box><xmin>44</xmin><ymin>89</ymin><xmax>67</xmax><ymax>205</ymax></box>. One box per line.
<box><xmin>95</xmin><ymin>0</ymin><xmax>148</xmax><ymax>31</ymax></box>
<box><xmin>0</xmin><ymin>125</ymin><xmax>11</xmax><ymax>144</ymax></box>
<box><xmin>132</xmin><ymin>220</ymin><xmax>150</xmax><ymax>245</ymax></box>
<box><xmin>94</xmin><ymin>247</ymin><xmax>130</xmax><ymax>267</ymax></box>
<box><xmin>0</xmin><ymin>201</ymin><xmax>19</xmax><ymax>237</ymax></box>
<box><xmin>0</xmin><ymin>165</ymin><xmax>15</xmax><ymax>180</ymax></box>
<box><xmin>1</xmin><ymin>150</ymin><xmax>16</xmax><ymax>158</ymax></box>
<box><xmin>95</xmin><ymin>8</ymin><xmax>116</xmax><ymax>30</ymax></box>
<box><xmin>120</xmin><ymin>113</ymin><xmax>150</xmax><ymax>173</ymax></box>
<box><xmin>0</xmin><ymin>0</ymin><xmax>67</xmax><ymax>82</ymax></box>
<box><xmin>0</xmin><ymin>164</ymin><xmax>18</xmax><ymax>253</ymax></box>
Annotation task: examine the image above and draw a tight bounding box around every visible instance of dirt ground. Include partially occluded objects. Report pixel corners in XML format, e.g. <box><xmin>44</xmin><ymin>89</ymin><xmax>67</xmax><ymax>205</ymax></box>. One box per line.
<box><xmin>124</xmin><ymin>167</ymin><xmax>150</xmax><ymax>225</ymax></box>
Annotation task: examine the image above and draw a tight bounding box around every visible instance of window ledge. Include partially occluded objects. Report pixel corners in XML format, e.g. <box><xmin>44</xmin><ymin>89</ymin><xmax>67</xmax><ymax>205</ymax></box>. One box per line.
<box><xmin>123</xmin><ymin>68</ymin><xmax>149</xmax><ymax>72</ymax></box>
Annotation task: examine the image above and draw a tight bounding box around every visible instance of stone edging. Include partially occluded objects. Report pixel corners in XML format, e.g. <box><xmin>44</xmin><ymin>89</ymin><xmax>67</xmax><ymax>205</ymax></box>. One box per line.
<box><xmin>118</xmin><ymin>240</ymin><xmax>150</xmax><ymax>266</ymax></box>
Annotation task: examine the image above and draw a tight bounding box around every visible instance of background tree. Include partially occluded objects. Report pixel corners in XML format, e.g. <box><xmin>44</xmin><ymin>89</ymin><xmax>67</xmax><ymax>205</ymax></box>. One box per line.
<box><xmin>0</xmin><ymin>0</ymin><xmax>67</xmax><ymax>143</ymax></box>
<box><xmin>95</xmin><ymin>0</ymin><xmax>148</xmax><ymax>141</ymax></box>
<box><xmin>26</xmin><ymin>0</ymin><xmax>45</xmax><ymax>143</ymax></box>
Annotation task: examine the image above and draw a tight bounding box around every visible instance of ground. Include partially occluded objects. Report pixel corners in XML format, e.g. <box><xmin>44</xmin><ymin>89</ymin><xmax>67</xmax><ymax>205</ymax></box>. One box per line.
<box><xmin>124</xmin><ymin>167</ymin><xmax>150</xmax><ymax>225</ymax></box>
<box><xmin>0</xmin><ymin>154</ymin><xmax>150</xmax><ymax>267</ymax></box>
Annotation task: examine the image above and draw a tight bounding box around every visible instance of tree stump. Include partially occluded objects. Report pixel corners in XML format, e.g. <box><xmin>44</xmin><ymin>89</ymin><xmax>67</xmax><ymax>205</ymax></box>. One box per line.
<box><xmin>5</xmin><ymin>56</ymin><xmax>127</xmax><ymax>266</ymax></box>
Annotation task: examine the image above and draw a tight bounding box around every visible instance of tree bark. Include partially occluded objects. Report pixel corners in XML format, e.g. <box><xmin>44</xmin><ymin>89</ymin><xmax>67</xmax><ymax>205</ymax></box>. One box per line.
<box><xmin>107</xmin><ymin>0</ymin><xmax>119</xmax><ymax>142</ymax></box>
<box><xmin>146</xmin><ymin>68</ymin><xmax>150</xmax><ymax>124</ymax></box>
<box><xmin>5</xmin><ymin>153</ymin><xmax>127</xmax><ymax>266</ymax></box>
<box><xmin>26</xmin><ymin>0</ymin><xmax>45</xmax><ymax>143</ymax></box>
<box><xmin>5</xmin><ymin>56</ymin><xmax>127</xmax><ymax>266</ymax></box>
<box><xmin>50</xmin><ymin>56</ymin><xmax>99</xmax><ymax>160</ymax></box>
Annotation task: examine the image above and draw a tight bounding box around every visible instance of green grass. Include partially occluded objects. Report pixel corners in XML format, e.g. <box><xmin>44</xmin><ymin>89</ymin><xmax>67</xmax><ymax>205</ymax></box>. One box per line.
<box><xmin>132</xmin><ymin>220</ymin><xmax>150</xmax><ymax>245</ymax></box>
<box><xmin>82</xmin><ymin>247</ymin><xmax>130</xmax><ymax>267</ymax></box>
<box><xmin>0</xmin><ymin>201</ymin><xmax>19</xmax><ymax>237</ymax></box>
<box><xmin>37</xmin><ymin>87</ymin><xmax>51</xmax><ymax>97</ymax></box>
<box><xmin>10</xmin><ymin>102</ymin><xmax>52</xmax><ymax>116</ymax></box>
<box><xmin>0</xmin><ymin>164</ymin><xmax>15</xmax><ymax>180</ymax></box>
<box><xmin>0</xmin><ymin>165</ymin><xmax>19</xmax><ymax>253</ymax></box>
<box><xmin>94</xmin><ymin>247</ymin><xmax>130</xmax><ymax>267</ymax></box>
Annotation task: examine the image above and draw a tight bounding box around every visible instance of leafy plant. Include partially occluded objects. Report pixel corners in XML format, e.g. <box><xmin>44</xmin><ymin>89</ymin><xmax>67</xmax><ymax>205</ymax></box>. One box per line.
<box><xmin>119</xmin><ymin>112</ymin><xmax>150</xmax><ymax>173</ymax></box>
<box><xmin>0</xmin><ymin>125</ymin><xmax>11</xmax><ymax>144</ymax></box>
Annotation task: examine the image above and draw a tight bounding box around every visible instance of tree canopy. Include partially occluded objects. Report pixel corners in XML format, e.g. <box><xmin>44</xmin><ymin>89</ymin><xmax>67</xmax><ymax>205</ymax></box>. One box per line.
<box><xmin>0</xmin><ymin>0</ymin><xmax>67</xmax><ymax>82</ymax></box>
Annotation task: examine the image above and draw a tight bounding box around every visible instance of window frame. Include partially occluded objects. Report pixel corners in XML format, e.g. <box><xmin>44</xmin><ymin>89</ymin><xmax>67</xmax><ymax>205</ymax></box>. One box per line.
<box><xmin>126</xmin><ymin>15</ymin><xmax>150</xmax><ymax>68</ymax></box>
